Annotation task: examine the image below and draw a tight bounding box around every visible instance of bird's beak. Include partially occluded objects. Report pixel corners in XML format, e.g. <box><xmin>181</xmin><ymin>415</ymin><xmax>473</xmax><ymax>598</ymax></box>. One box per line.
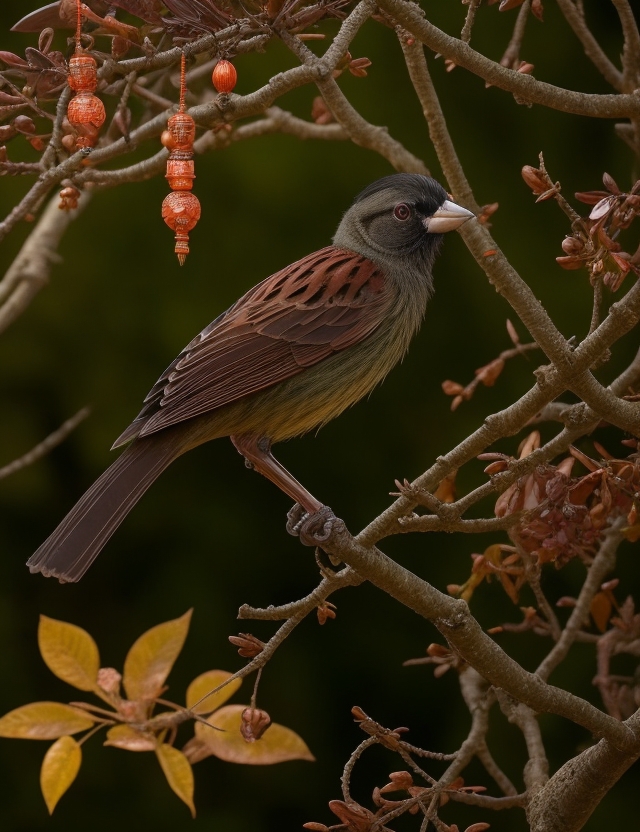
<box><xmin>424</xmin><ymin>200</ymin><xmax>475</xmax><ymax>234</ymax></box>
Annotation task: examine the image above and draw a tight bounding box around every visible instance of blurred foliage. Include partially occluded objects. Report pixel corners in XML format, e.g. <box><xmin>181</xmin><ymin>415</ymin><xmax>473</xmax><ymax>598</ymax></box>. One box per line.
<box><xmin>0</xmin><ymin>2</ymin><xmax>638</xmax><ymax>830</ymax></box>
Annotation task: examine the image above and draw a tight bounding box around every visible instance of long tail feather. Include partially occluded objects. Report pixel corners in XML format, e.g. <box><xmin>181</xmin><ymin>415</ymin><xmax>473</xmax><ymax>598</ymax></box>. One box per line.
<box><xmin>27</xmin><ymin>436</ymin><xmax>179</xmax><ymax>583</ymax></box>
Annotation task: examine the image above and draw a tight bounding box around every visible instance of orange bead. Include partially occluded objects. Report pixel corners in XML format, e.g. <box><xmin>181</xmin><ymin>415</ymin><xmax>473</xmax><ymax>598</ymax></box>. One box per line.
<box><xmin>212</xmin><ymin>60</ymin><xmax>237</xmax><ymax>94</ymax></box>
<box><xmin>68</xmin><ymin>54</ymin><xmax>98</xmax><ymax>93</ymax></box>
<box><xmin>166</xmin><ymin>158</ymin><xmax>195</xmax><ymax>191</ymax></box>
<box><xmin>161</xmin><ymin>129</ymin><xmax>175</xmax><ymax>149</ymax></box>
<box><xmin>161</xmin><ymin>191</ymin><xmax>201</xmax><ymax>265</ymax></box>
<box><xmin>166</xmin><ymin>112</ymin><xmax>196</xmax><ymax>150</ymax></box>
<box><xmin>67</xmin><ymin>92</ymin><xmax>106</xmax><ymax>147</ymax></box>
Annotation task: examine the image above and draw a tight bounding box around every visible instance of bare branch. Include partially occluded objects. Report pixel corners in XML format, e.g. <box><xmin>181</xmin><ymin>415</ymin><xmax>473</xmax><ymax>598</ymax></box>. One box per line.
<box><xmin>555</xmin><ymin>0</ymin><xmax>625</xmax><ymax>90</ymax></box>
<box><xmin>380</xmin><ymin>0</ymin><xmax>639</xmax><ymax>117</ymax></box>
<box><xmin>536</xmin><ymin>521</ymin><xmax>625</xmax><ymax>681</ymax></box>
<box><xmin>0</xmin><ymin>407</ymin><xmax>90</xmax><ymax>480</ymax></box>
<box><xmin>0</xmin><ymin>190</ymin><xmax>92</xmax><ymax>333</ymax></box>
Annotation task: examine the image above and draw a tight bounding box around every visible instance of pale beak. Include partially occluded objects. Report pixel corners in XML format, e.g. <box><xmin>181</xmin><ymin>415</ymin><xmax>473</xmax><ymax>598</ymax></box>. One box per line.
<box><xmin>424</xmin><ymin>199</ymin><xmax>475</xmax><ymax>234</ymax></box>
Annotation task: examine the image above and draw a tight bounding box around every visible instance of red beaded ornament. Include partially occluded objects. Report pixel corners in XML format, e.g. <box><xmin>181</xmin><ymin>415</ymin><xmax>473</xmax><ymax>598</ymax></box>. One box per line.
<box><xmin>212</xmin><ymin>59</ymin><xmax>237</xmax><ymax>94</ymax></box>
<box><xmin>66</xmin><ymin>0</ymin><xmax>106</xmax><ymax>149</ymax></box>
<box><xmin>161</xmin><ymin>54</ymin><xmax>201</xmax><ymax>265</ymax></box>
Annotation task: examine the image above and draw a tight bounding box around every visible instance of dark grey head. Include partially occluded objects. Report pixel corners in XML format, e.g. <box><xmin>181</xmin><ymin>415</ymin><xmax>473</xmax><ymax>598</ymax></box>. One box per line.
<box><xmin>333</xmin><ymin>174</ymin><xmax>473</xmax><ymax>275</ymax></box>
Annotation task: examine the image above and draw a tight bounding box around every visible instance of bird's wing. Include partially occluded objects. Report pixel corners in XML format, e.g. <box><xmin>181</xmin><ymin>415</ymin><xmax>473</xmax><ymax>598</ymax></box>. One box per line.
<box><xmin>114</xmin><ymin>247</ymin><xmax>389</xmax><ymax>444</ymax></box>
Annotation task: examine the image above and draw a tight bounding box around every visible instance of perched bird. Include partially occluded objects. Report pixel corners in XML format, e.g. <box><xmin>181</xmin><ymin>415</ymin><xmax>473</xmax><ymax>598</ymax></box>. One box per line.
<box><xmin>28</xmin><ymin>174</ymin><xmax>473</xmax><ymax>582</ymax></box>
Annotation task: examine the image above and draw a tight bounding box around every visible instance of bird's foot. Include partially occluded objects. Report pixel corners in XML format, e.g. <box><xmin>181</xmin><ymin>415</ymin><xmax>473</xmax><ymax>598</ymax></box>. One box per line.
<box><xmin>286</xmin><ymin>503</ymin><xmax>342</xmax><ymax>547</ymax></box>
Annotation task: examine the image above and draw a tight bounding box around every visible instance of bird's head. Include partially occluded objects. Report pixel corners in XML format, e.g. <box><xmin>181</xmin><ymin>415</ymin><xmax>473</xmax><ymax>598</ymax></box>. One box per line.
<box><xmin>333</xmin><ymin>174</ymin><xmax>474</xmax><ymax>274</ymax></box>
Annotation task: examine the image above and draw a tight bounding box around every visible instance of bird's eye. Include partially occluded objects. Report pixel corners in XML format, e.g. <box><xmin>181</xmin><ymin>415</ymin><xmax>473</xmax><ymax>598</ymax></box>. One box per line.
<box><xmin>393</xmin><ymin>203</ymin><xmax>411</xmax><ymax>221</ymax></box>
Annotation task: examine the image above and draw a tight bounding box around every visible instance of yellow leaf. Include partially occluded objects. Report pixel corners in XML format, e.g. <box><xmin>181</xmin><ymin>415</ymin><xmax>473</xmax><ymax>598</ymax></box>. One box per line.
<box><xmin>40</xmin><ymin>735</ymin><xmax>81</xmax><ymax>814</ymax></box>
<box><xmin>0</xmin><ymin>702</ymin><xmax>95</xmax><ymax>739</ymax></box>
<box><xmin>623</xmin><ymin>524</ymin><xmax>640</xmax><ymax>543</ymax></box>
<box><xmin>123</xmin><ymin>609</ymin><xmax>192</xmax><ymax>702</ymax></box>
<box><xmin>193</xmin><ymin>704</ymin><xmax>314</xmax><ymax>765</ymax></box>
<box><xmin>38</xmin><ymin>616</ymin><xmax>100</xmax><ymax>692</ymax></box>
<box><xmin>104</xmin><ymin>724</ymin><xmax>157</xmax><ymax>752</ymax></box>
<box><xmin>156</xmin><ymin>743</ymin><xmax>195</xmax><ymax>817</ymax></box>
<box><xmin>186</xmin><ymin>670</ymin><xmax>241</xmax><ymax>715</ymax></box>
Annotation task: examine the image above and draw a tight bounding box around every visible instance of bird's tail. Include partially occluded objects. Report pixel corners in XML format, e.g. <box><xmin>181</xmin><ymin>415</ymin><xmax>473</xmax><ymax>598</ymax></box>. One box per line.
<box><xmin>27</xmin><ymin>435</ymin><xmax>179</xmax><ymax>583</ymax></box>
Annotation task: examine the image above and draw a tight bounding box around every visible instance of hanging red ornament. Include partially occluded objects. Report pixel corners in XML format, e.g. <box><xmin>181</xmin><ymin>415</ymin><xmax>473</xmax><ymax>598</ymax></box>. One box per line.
<box><xmin>212</xmin><ymin>59</ymin><xmax>237</xmax><ymax>94</ymax></box>
<box><xmin>65</xmin><ymin>1</ymin><xmax>106</xmax><ymax>150</ymax></box>
<box><xmin>161</xmin><ymin>53</ymin><xmax>201</xmax><ymax>265</ymax></box>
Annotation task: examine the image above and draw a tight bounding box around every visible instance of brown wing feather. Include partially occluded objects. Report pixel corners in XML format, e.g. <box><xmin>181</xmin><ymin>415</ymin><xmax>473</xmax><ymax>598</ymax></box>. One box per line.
<box><xmin>114</xmin><ymin>247</ymin><xmax>388</xmax><ymax>445</ymax></box>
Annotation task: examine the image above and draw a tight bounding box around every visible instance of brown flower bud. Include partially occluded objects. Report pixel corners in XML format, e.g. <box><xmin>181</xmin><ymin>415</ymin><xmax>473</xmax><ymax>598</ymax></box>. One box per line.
<box><xmin>477</xmin><ymin>202</ymin><xmax>499</xmax><ymax>226</ymax></box>
<box><xmin>521</xmin><ymin>165</ymin><xmax>547</xmax><ymax>194</ymax></box>
<box><xmin>228</xmin><ymin>632</ymin><xmax>265</xmax><ymax>658</ymax></box>
<box><xmin>602</xmin><ymin>172</ymin><xmax>620</xmax><ymax>194</ymax></box>
<box><xmin>561</xmin><ymin>236</ymin><xmax>584</xmax><ymax>255</ymax></box>
<box><xmin>380</xmin><ymin>771</ymin><xmax>414</xmax><ymax>793</ymax></box>
<box><xmin>427</xmin><ymin>643</ymin><xmax>451</xmax><ymax>658</ymax></box>
<box><xmin>240</xmin><ymin>707</ymin><xmax>271</xmax><ymax>742</ymax></box>
<box><xmin>575</xmin><ymin>189</ymin><xmax>609</xmax><ymax>205</ymax></box>
<box><xmin>556</xmin><ymin>255</ymin><xmax>584</xmax><ymax>270</ymax></box>
<box><xmin>556</xmin><ymin>596</ymin><xmax>577</xmax><ymax>608</ymax></box>
<box><xmin>349</xmin><ymin>57</ymin><xmax>372</xmax><ymax>78</ymax></box>
<box><xmin>61</xmin><ymin>133</ymin><xmax>77</xmax><ymax>152</ymax></box>
<box><xmin>476</xmin><ymin>358</ymin><xmax>505</xmax><ymax>387</ymax></box>
<box><xmin>13</xmin><ymin>115</ymin><xmax>36</xmax><ymax>134</ymax></box>
<box><xmin>97</xmin><ymin>666</ymin><xmax>122</xmax><ymax>695</ymax></box>
<box><xmin>317</xmin><ymin>601</ymin><xmax>337</xmax><ymax>625</ymax></box>
<box><xmin>531</xmin><ymin>0</ymin><xmax>544</xmax><ymax>20</ymax></box>
<box><xmin>442</xmin><ymin>379</ymin><xmax>464</xmax><ymax>395</ymax></box>
<box><xmin>484</xmin><ymin>460</ymin><xmax>509</xmax><ymax>475</ymax></box>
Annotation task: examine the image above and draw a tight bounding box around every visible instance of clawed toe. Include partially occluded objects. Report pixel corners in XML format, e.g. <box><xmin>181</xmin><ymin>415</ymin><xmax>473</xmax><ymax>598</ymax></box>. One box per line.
<box><xmin>286</xmin><ymin>503</ymin><xmax>308</xmax><ymax>536</ymax></box>
<box><xmin>286</xmin><ymin>504</ymin><xmax>343</xmax><ymax>547</ymax></box>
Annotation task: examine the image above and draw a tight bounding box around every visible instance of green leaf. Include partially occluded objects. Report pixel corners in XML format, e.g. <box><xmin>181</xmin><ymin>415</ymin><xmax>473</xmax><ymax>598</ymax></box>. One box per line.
<box><xmin>156</xmin><ymin>743</ymin><xmax>195</xmax><ymax>816</ymax></box>
<box><xmin>0</xmin><ymin>702</ymin><xmax>95</xmax><ymax>739</ymax></box>
<box><xmin>186</xmin><ymin>670</ymin><xmax>241</xmax><ymax>715</ymax></box>
<box><xmin>38</xmin><ymin>616</ymin><xmax>100</xmax><ymax>692</ymax></box>
<box><xmin>123</xmin><ymin>610</ymin><xmax>192</xmax><ymax>702</ymax></box>
<box><xmin>40</xmin><ymin>736</ymin><xmax>82</xmax><ymax>814</ymax></box>
<box><xmin>193</xmin><ymin>704</ymin><xmax>314</xmax><ymax>765</ymax></box>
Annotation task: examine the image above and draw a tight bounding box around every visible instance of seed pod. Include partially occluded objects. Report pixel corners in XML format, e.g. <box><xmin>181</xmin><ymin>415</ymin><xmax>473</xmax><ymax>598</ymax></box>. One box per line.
<box><xmin>212</xmin><ymin>60</ymin><xmax>237</xmax><ymax>94</ymax></box>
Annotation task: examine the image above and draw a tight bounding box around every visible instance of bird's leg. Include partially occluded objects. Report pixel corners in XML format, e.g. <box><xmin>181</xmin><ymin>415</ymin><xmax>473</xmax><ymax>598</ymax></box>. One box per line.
<box><xmin>230</xmin><ymin>434</ymin><xmax>323</xmax><ymax>514</ymax></box>
<box><xmin>230</xmin><ymin>434</ymin><xmax>341</xmax><ymax>547</ymax></box>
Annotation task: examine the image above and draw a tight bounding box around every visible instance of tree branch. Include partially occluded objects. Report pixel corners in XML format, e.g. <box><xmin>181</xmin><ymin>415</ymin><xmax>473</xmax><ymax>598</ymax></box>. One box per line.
<box><xmin>379</xmin><ymin>0</ymin><xmax>640</xmax><ymax>117</ymax></box>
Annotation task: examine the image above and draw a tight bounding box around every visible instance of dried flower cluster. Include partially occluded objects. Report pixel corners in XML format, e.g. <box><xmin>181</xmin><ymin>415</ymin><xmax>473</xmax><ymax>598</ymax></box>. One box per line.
<box><xmin>477</xmin><ymin>432</ymin><xmax>639</xmax><ymax>568</ymax></box>
<box><xmin>522</xmin><ymin>166</ymin><xmax>640</xmax><ymax>292</ymax></box>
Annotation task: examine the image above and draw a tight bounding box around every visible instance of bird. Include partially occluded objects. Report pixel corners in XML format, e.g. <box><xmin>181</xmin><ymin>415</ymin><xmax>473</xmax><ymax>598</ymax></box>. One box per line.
<box><xmin>27</xmin><ymin>174</ymin><xmax>473</xmax><ymax>582</ymax></box>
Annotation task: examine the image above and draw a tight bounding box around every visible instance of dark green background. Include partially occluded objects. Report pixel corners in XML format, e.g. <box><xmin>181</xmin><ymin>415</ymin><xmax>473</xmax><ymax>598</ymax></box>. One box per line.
<box><xmin>0</xmin><ymin>2</ymin><xmax>638</xmax><ymax>830</ymax></box>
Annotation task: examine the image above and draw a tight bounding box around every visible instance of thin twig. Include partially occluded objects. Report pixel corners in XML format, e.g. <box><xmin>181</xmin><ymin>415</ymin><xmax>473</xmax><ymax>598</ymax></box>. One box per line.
<box><xmin>0</xmin><ymin>407</ymin><xmax>91</xmax><ymax>480</ymax></box>
<box><xmin>500</xmin><ymin>0</ymin><xmax>531</xmax><ymax>68</ymax></box>
<box><xmin>536</xmin><ymin>521</ymin><xmax>625</xmax><ymax>681</ymax></box>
